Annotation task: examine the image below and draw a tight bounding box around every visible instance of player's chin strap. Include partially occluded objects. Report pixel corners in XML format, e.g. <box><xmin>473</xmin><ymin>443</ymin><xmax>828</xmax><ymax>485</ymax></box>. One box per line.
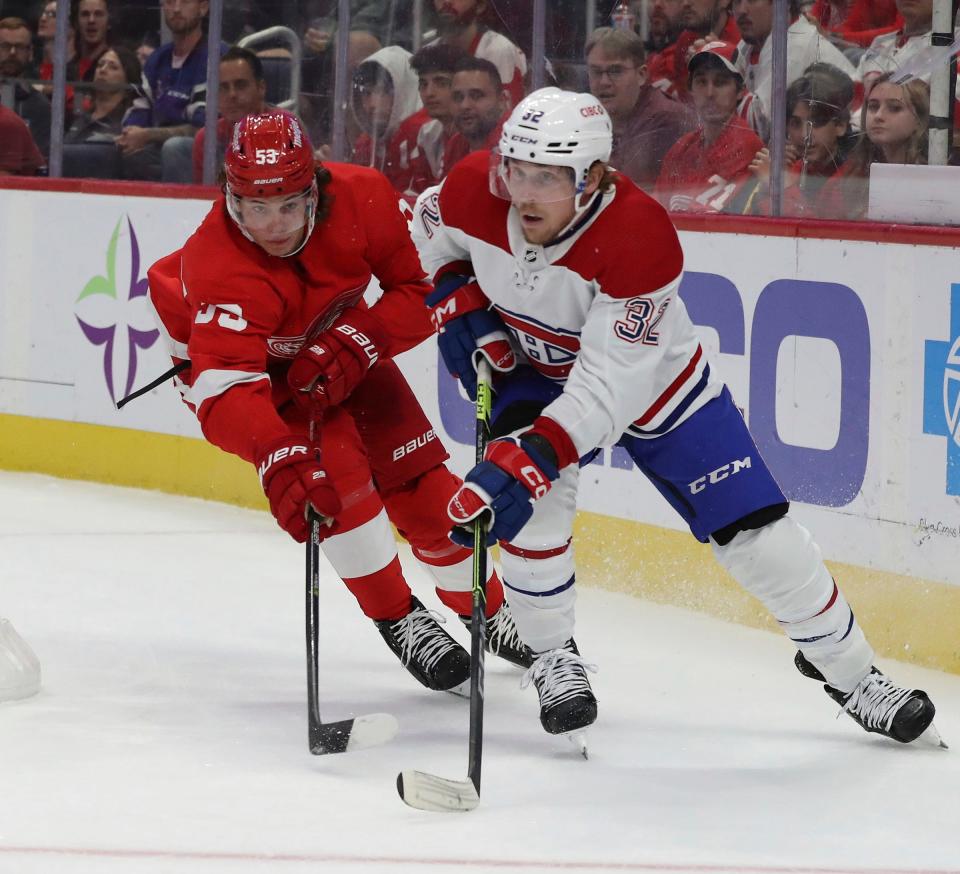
<box><xmin>543</xmin><ymin>188</ymin><xmax>604</xmax><ymax>250</ymax></box>
<box><xmin>225</xmin><ymin>178</ymin><xmax>319</xmax><ymax>258</ymax></box>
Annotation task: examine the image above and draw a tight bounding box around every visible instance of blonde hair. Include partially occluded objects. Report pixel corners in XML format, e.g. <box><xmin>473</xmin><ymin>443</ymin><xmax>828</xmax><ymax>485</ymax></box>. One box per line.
<box><xmin>847</xmin><ymin>73</ymin><xmax>930</xmax><ymax>176</ymax></box>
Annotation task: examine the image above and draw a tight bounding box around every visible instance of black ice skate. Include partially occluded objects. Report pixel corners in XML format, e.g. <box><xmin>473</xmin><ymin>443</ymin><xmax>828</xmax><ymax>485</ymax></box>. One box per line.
<box><xmin>459</xmin><ymin>600</ymin><xmax>535</xmax><ymax>669</ymax></box>
<box><xmin>521</xmin><ymin>639</ymin><xmax>597</xmax><ymax>746</ymax></box>
<box><xmin>375</xmin><ymin>596</ymin><xmax>470</xmax><ymax>693</ymax></box>
<box><xmin>795</xmin><ymin>651</ymin><xmax>944</xmax><ymax>746</ymax></box>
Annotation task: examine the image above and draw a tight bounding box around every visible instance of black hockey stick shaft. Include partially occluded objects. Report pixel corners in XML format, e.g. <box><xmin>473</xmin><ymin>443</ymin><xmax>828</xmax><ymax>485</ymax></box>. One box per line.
<box><xmin>467</xmin><ymin>359</ymin><xmax>493</xmax><ymax>795</ymax></box>
<box><xmin>303</xmin><ymin>414</ymin><xmax>399</xmax><ymax>756</ymax></box>
<box><xmin>304</xmin><ymin>416</ymin><xmax>352</xmax><ymax>754</ymax></box>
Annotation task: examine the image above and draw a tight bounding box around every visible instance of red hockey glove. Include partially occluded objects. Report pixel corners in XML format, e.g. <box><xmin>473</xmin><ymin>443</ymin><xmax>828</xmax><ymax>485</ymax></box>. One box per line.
<box><xmin>288</xmin><ymin>307</ymin><xmax>387</xmax><ymax>412</ymax></box>
<box><xmin>256</xmin><ymin>436</ymin><xmax>342</xmax><ymax>543</ymax></box>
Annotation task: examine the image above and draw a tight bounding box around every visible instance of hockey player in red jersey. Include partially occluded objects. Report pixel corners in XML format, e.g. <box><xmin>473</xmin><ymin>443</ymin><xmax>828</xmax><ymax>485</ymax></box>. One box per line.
<box><xmin>146</xmin><ymin>111</ymin><xmax>534</xmax><ymax>696</ymax></box>
<box><xmin>412</xmin><ymin>88</ymin><xmax>940</xmax><ymax>746</ymax></box>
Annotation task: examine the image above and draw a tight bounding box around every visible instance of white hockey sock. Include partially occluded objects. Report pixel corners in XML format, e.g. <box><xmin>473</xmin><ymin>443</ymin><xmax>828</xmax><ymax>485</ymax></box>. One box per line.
<box><xmin>712</xmin><ymin>516</ymin><xmax>874</xmax><ymax>693</ymax></box>
<box><xmin>499</xmin><ymin>544</ymin><xmax>576</xmax><ymax>653</ymax></box>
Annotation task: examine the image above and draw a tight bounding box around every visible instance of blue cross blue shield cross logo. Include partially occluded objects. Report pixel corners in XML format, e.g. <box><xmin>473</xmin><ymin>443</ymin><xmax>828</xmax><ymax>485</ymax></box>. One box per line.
<box><xmin>922</xmin><ymin>283</ymin><xmax>960</xmax><ymax>495</ymax></box>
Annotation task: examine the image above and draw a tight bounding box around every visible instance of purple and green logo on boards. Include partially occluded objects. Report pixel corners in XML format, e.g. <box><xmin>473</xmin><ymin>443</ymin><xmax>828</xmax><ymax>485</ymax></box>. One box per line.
<box><xmin>75</xmin><ymin>216</ymin><xmax>159</xmax><ymax>405</ymax></box>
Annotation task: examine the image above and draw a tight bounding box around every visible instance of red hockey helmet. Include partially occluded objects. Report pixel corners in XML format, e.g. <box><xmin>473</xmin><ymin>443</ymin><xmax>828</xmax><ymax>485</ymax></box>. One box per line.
<box><xmin>225</xmin><ymin>110</ymin><xmax>316</xmax><ymax>198</ymax></box>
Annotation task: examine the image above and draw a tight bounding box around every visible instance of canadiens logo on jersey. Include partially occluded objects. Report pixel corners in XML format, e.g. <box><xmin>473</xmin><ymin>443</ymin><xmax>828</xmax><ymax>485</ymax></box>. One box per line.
<box><xmin>497</xmin><ymin>306</ymin><xmax>580</xmax><ymax>379</ymax></box>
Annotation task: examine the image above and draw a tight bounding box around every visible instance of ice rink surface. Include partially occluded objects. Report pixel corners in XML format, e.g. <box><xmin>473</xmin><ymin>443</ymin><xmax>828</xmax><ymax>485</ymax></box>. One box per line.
<box><xmin>1</xmin><ymin>471</ymin><xmax>958</xmax><ymax>874</ymax></box>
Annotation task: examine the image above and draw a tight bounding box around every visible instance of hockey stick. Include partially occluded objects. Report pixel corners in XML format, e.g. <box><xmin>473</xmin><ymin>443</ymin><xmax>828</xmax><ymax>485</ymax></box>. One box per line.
<box><xmin>396</xmin><ymin>358</ymin><xmax>493</xmax><ymax>811</ymax></box>
<box><xmin>305</xmin><ymin>416</ymin><xmax>399</xmax><ymax>755</ymax></box>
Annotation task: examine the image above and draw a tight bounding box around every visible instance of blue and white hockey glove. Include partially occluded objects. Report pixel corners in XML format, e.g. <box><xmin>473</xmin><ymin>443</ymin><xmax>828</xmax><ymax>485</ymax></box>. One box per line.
<box><xmin>426</xmin><ymin>273</ymin><xmax>516</xmax><ymax>400</ymax></box>
<box><xmin>447</xmin><ymin>433</ymin><xmax>560</xmax><ymax>546</ymax></box>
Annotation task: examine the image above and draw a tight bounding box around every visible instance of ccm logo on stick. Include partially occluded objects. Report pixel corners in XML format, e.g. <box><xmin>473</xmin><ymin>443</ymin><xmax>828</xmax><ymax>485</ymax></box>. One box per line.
<box><xmin>392</xmin><ymin>430</ymin><xmax>437</xmax><ymax>461</ymax></box>
<box><xmin>688</xmin><ymin>457</ymin><xmax>752</xmax><ymax>494</ymax></box>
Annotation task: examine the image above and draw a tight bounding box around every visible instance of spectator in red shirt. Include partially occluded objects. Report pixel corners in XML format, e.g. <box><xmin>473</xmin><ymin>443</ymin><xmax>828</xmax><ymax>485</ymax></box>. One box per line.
<box><xmin>808</xmin><ymin>0</ymin><xmax>902</xmax><ymax>49</ymax></box>
<box><xmin>748</xmin><ymin>62</ymin><xmax>857</xmax><ymax>215</ymax></box>
<box><xmin>586</xmin><ymin>26</ymin><xmax>696</xmax><ymax>192</ymax></box>
<box><xmin>647</xmin><ymin>0</ymin><xmax>740</xmax><ymax>99</ymax></box>
<box><xmin>351</xmin><ymin>46</ymin><xmax>424</xmax><ymax>190</ymax></box>
<box><xmin>402</xmin><ymin>42</ymin><xmax>466</xmax><ymax>196</ymax></box>
<box><xmin>655</xmin><ymin>40</ymin><xmax>763</xmax><ymax>212</ymax></box>
<box><xmin>191</xmin><ymin>46</ymin><xmax>268</xmax><ymax>183</ymax></box>
<box><xmin>647</xmin><ymin>0</ymin><xmax>685</xmax><ymax>53</ymax></box>
<box><xmin>442</xmin><ymin>55</ymin><xmax>509</xmax><ymax>174</ymax></box>
<box><xmin>36</xmin><ymin>1</ymin><xmax>79</xmax><ymax>84</ymax></box>
<box><xmin>0</xmin><ymin>103</ymin><xmax>43</xmax><ymax>175</ymax></box>
<box><xmin>428</xmin><ymin>0</ymin><xmax>527</xmax><ymax>106</ymax></box>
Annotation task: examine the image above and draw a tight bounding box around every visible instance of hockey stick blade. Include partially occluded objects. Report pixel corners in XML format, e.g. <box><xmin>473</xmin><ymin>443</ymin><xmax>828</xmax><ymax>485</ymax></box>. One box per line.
<box><xmin>396</xmin><ymin>769</ymin><xmax>480</xmax><ymax>812</ymax></box>
<box><xmin>310</xmin><ymin>712</ymin><xmax>399</xmax><ymax>755</ymax></box>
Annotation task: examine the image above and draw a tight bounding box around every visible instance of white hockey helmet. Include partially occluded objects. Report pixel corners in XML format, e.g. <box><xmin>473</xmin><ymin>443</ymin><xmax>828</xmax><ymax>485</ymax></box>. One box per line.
<box><xmin>492</xmin><ymin>87</ymin><xmax>613</xmax><ymax>202</ymax></box>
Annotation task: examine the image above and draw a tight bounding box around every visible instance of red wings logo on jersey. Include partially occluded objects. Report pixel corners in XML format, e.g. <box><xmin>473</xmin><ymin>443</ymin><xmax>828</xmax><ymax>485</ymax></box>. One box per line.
<box><xmin>265</xmin><ymin>284</ymin><xmax>367</xmax><ymax>359</ymax></box>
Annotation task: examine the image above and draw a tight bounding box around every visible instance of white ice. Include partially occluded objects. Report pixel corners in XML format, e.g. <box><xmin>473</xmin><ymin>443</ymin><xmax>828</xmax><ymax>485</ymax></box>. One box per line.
<box><xmin>1</xmin><ymin>471</ymin><xmax>958</xmax><ymax>874</ymax></box>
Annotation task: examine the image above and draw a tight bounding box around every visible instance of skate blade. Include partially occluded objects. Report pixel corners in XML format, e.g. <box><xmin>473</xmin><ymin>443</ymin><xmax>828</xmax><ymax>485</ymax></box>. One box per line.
<box><xmin>445</xmin><ymin>680</ymin><xmax>471</xmax><ymax>699</ymax></box>
<box><xmin>562</xmin><ymin>729</ymin><xmax>590</xmax><ymax>759</ymax></box>
<box><xmin>918</xmin><ymin>722</ymin><xmax>949</xmax><ymax>749</ymax></box>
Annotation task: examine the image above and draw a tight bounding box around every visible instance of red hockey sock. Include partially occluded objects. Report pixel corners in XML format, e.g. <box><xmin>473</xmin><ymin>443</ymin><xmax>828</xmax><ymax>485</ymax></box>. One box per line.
<box><xmin>342</xmin><ymin>555</ymin><xmax>412</xmax><ymax>621</ymax></box>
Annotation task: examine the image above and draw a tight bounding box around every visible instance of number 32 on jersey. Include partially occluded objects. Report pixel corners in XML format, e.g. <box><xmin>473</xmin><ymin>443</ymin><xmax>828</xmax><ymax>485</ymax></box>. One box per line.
<box><xmin>615</xmin><ymin>296</ymin><xmax>669</xmax><ymax>345</ymax></box>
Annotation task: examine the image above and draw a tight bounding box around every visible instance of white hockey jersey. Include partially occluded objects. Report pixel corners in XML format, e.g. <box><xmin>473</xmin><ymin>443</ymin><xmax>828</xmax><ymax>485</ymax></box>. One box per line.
<box><xmin>412</xmin><ymin>151</ymin><xmax>724</xmax><ymax>460</ymax></box>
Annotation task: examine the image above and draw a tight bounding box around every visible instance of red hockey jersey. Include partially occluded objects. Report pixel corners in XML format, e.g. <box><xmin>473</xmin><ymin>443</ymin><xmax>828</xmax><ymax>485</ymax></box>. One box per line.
<box><xmin>146</xmin><ymin>163</ymin><xmax>433</xmax><ymax>465</ymax></box>
<box><xmin>654</xmin><ymin>117</ymin><xmax>763</xmax><ymax>214</ymax></box>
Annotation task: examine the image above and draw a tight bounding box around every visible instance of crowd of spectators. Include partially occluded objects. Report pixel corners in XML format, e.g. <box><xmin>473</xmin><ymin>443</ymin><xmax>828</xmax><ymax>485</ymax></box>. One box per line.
<box><xmin>0</xmin><ymin>0</ymin><xmax>956</xmax><ymax>224</ymax></box>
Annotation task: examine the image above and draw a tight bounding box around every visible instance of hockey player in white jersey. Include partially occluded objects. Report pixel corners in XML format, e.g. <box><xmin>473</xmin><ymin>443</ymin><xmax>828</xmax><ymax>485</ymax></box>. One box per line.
<box><xmin>412</xmin><ymin>86</ymin><xmax>940</xmax><ymax>746</ymax></box>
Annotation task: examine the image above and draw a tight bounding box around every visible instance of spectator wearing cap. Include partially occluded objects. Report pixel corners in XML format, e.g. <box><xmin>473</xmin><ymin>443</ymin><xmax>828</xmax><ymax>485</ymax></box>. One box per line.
<box><xmin>732</xmin><ymin>0</ymin><xmax>857</xmax><ymax>141</ymax></box>
<box><xmin>0</xmin><ymin>16</ymin><xmax>52</xmax><ymax>156</ymax></box>
<box><xmin>401</xmin><ymin>42</ymin><xmax>465</xmax><ymax>196</ymax></box>
<box><xmin>442</xmin><ymin>55</ymin><xmax>509</xmax><ymax>175</ymax></box>
<box><xmin>351</xmin><ymin>45</ymin><xmax>424</xmax><ymax>190</ymax></box>
<box><xmin>118</xmin><ymin>0</ymin><xmax>227</xmax><ymax>183</ymax></box>
<box><xmin>647</xmin><ymin>0</ymin><xmax>740</xmax><ymax>99</ymax></box>
<box><xmin>586</xmin><ymin>26</ymin><xmax>695</xmax><ymax>192</ymax></box>
<box><xmin>191</xmin><ymin>46</ymin><xmax>268</xmax><ymax>183</ymax></box>
<box><xmin>0</xmin><ymin>101</ymin><xmax>43</xmax><ymax>174</ymax></box>
<box><xmin>655</xmin><ymin>40</ymin><xmax>764</xmax><ymax>212</ymax></box>
<box><xmin>428</xmin><ymin>0</ymin><xmax>527</xmax><ymax>106</ymax></box>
